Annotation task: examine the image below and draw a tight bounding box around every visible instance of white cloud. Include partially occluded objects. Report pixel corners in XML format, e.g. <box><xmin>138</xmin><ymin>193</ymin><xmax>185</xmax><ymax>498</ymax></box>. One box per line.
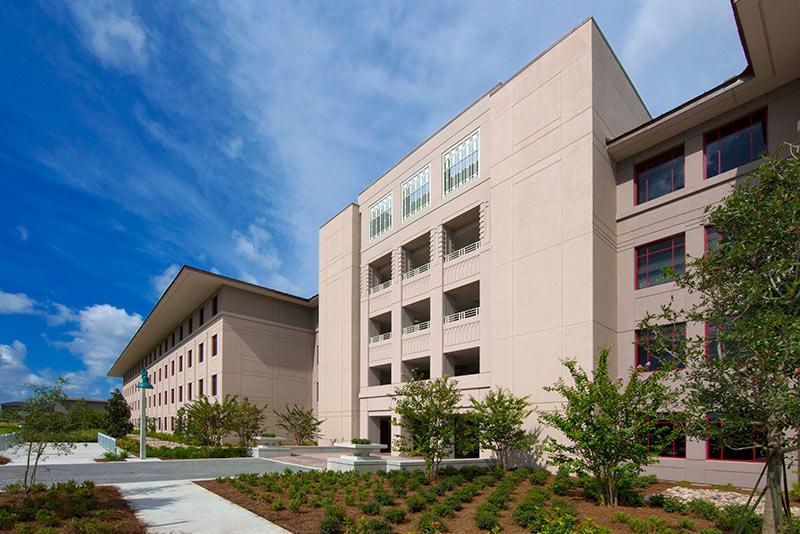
<box><xmin>151</xmin><ymin>264</ymin><xmax>180</xmax><ymax>298</ymax></box>
<box><xmin>46</xmin><ymin>302</ymin><xmax>79</xmax><ymax>326</ymax></box>
<box><xmin>0</xmin><ymin>340</ymin><xmax>47</xmax><ymax>401</ymax></box>
<box><xmin>16</xmin><ymin>225</ymin><xmax>29</xmax><ymax>242</ymax></box>
<box><xmin>232</xmin><ymin>222</ymin><xmax>280</xmax><ymax>272</ymax></box>
<box><xmin>0</xmin><ymin>290</ymin><xmax>37</xmax><ymax>314</ymax></box>
<box><xmin>67</xmin><ymin>0</ymin><xmax>149</xmax><ymax>70</ymax></box>
<box><xmin>52</xmin><ymin>304</ymin><xmax>143</xmax><ymax>376</ymax></box>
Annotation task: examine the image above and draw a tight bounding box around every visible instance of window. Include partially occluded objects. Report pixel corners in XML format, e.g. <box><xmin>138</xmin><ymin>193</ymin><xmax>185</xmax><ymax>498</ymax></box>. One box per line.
<box><xmin>178</xmin><ymin>355</ymin><xmax>182</xmax><ymax>372</ymax></box>
<box><xmin>198</xmin><ymin>379</ymin><xmax>204</xmax><ymax>397</ymax></box>
<box><xmin>213</xmin><ymin>296</ymin><xmax>218</xmax><ymax>316</ymax></box>
<box><xmin>199</xmin><ymin>343</ymin><xmax>204</xmax><ymax>363</ymax></box>
<box><xmin>635</xmin><ymin>147</ymin><xmax>684</xmax><ymax>205</ymax></box>
<box><xmin>707</xmin><ymin>415</ymin><xmax>766</xmax><ymax>462</ymax></box>
<box><xmin>369</xmin><ymin>193</ymin><xmax>392</xmax><ymax>240</ymax></box>
<box><xmin>158</xmin><ymin>392</ymin><xmax>162</xmax><ymax>406</ymax></box>
<box><xmin>212</xmin><ymin>335</ymin><xmax>218</xmax><ymax>356</ymax></box>
<box><xmin>705</xmin><ymin>225</ymin><xmax>721</xmax><ymax>254</ymax></box>
<box><xmin>402</xmin><ymin>166</ymin><xmax>431</xmax><ymax>219</ymax></box>
<box><xmin>199</xmin><ymin>307</ymin><xmax>205</xmax><ymax>326</ymax></box>
<box><xmin>158</xmin><ymin>368</ymin><xmax>161</xmax><ymax>381</ymax></box>
<box><xmin>647</xmin><ymin>418</ymin><xmax>686</xmax><ymax>458</ymax></box>
<box><xmin>443</xmin><ymin>130</ymin><xmax>479</xmax><ymax>195</ymax></box>
<box><xmin>635</xmin><ymin>234</ymin><xmax>685</xmax><ymax>289</ymax></box>
<box><xmin>706</xmin><ymin>318</ymin><xmax>747</xmax><ymax>361</ymax></box>
<box><xmin>178</xmin><ymin>386</ymin><xmax>183</xmax><ymax>402</ymax></box>
<box><xmin>188</xmin><ymin>350</ymin><xmax>192</xmax><ymax>368</ymax></box>
<box><xmin>705</xmin><ymin>109</ymin><xmax>767</xmax><ymax>178</ymax></box>
<box><xmin>211</xmin><ymin>374</ymin><xmax>217</xmax><ymax>396</ymax></box>
<box><xmin>171</xmin><ymin>388</ymin><xmax>175</xmax><ymax>404</ymax></box>
<box><xmin>171</xmin><ymin>361</ymin><xmax>175</xmax><ymax>376</ymax></box>
<box><xmin>188</xmin><ymin>383</ymin><xmax>193</xmax><ymax>400</ymax></box>
<box><xmin>636</xmin><ymin>323</ymin><xmax>686</xmax><ymax>371</ymax></box>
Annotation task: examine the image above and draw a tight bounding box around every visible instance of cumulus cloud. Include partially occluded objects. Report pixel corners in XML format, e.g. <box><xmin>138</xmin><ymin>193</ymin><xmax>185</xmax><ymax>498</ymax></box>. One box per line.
<box><xmin>46</xmin><ymin>302</ymin><xmax>80</xmax><ymax>326</ymax></box>
<box><xmin>67</xmin><ymin>0</ymin><xmax>149</xmax><ymax>70</ymax></box>
<box><xmin>151</xmin><ymin>264</ymin><xmax>180</xmax><ymax>298</ymax></box>
<box><xmin>0</xmin><ymin>290</ymin><xmax>37</xmax><ymax>314</ymax></box>
<box><xmin>232</xmin><ymin>222</ymin><xmax>280</xmax><ymax>273</ymax></box>
<box><xmin>0</xmin><ymin>340</ymin><xmax>47</xmax><ymax>401</ymax></box>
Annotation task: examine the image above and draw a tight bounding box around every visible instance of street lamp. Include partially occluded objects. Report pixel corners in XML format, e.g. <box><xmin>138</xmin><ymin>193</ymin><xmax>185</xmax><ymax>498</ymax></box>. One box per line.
<box><xmin>135</xmin><ymin>368</ymin><xmax>153</xmax><ymax>459</ymax></box>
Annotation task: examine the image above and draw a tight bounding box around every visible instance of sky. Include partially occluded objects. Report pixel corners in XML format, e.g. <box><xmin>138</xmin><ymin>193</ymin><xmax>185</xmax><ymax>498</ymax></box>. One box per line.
<box><xmin>0</xmin><ymin>0</ymin><xmax>746</xmax><ymax>402</ymax></box>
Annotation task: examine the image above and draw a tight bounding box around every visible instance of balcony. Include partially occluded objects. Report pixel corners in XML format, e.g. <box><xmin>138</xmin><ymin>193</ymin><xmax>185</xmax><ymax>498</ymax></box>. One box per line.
<box><xmin>368</xmin><ymin>252</ymin><xmax>393</xmax><ymax>305</ymax></box>
<box><xmin>402</xmin><ymin>321</ymin><xmax>430</xmax><ymax>334</ymax></box>
<box><xmin>402</xmin><ymin>262</ymin><xmax>431</xmax><ymax>280</ymax></box>
<box><xmin>369</xmin><ymin>332</ymin><xmax>392</xmax><ymax>343</ymax></box>
<box><xmin>402</xmin><ymin>356</ymin><xmax>430</xmax><ymax>382</ymax></box>
<box><xmin>445</xmin><ymin>241</ymin><xmax>480</xmax><ymax>262</ymax></box>
<box><xmin>444</xmin><ymin>307</ymin><xmax>480</xmax><ymax>324</ymax></box>
<box><xmin>401</xmin><ymin>299</ymin><xmax>431</xmax><ymax>357</ymax></box>
<box><xmin>369</xmin><ymin>279</ymin><xmax>392</xmax><ymax>294</ymax></box>
<box><xmin>443</xmin><ymin>282</ymin><xmax>480</xmax><ymax>349</ymax></box>
<box><xmin>368</xmin><ymin>311</ymin><xmax>392</xmax><ymax>363</ymax></box>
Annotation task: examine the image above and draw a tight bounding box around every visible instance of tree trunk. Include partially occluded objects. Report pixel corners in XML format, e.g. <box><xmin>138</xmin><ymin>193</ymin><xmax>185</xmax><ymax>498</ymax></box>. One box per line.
<box><xmin>762</xmin><ymin>454</ymin><xmax>784</xmax><ymax>534</ymax></box>
<box><xmin>23</xmin><ymin>442</ymin><xmax>33</xmax><ymax>490</ymax></box>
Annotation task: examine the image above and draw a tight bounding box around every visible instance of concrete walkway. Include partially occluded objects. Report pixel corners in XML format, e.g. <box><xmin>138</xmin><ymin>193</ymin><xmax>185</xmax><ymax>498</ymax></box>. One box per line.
<box><xmin>117</xmin><ymin>479</ymin><xmax>290</xmax><ymax>534</ymax></box>
<box><xmin>3</xmin><ymin>442</ymin><xmax>107</xmax><ymax>466</ymax></box>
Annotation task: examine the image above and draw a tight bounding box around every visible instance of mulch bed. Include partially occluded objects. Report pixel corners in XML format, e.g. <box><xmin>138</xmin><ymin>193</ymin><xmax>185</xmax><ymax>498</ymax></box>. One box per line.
<box><xmin>0</xmin><ymin>456</ymin><xmax>9</xmax><ymax>465</ymax></box>
<box><xmin>0</xmin><ymin>485</ymin><xmax>146</xmax><ymax>533</ymax></box>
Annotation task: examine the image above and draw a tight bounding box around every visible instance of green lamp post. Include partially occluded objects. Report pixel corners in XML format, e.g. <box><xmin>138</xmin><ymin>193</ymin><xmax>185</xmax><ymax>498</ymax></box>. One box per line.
<box><xmin>135</xmin><ymin>368</ymin><xmax>154</xmax><ymax>459</ymax></box>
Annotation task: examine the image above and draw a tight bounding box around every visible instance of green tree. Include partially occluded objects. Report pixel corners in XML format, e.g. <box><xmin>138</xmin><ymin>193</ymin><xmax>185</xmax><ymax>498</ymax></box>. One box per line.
<box><xmin>391</xmin><ymin>376</ymin><xmax>460</xmax><ymax>477</ymax></box>
<box><xmin>639</xmin><ymin>151</ymin><xmax>800</xmax><ymax>533</ymax></box>
<box><xmin>470</xmin><ymin>388</ymin><xmax>540</xmax><ymax>471</ymax></box>
<box><xmin>18</xmin><ymin>378</ymin><xmax>76</xmax><ymax>490</ymax></box>
<box><xmin>231</xmin><ymin>397</ymin><xmax>265</xmax><ymax>448</ymax></box>
<box><xmin>103</xmin><ymin>389</ymin><xmax>133</xmax><ymax>439</ymax></box>
<box><xmin>275</xmin><ymin>405</ymin><xmax>324</xmax><ymax>445</ymax></box>
<box><xmin>67</xmin><ymin>400</ymin><xmax>103</xmax><ymax>430</ymax></box>
<box><xmin>540</xmin><ymin>349</ymin><xmax>671</xmax><ymax>506</ymax></box>
<box><xmin>176</xmin><ymin>395</ymin><xmax>237</xmax><ymax>446</ymax></box>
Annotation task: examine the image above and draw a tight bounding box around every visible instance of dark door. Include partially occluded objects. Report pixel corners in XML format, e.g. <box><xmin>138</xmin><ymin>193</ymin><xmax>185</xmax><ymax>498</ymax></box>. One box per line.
<box><xmin>379</xmin><ymin>417</ymin><xmax>391</xmax><ymax>452</ymax></box>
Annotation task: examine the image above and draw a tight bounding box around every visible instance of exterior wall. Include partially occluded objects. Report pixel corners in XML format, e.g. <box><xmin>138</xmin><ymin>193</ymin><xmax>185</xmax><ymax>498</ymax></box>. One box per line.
<box><xmin>318</xmin><ymin>205</ymin><xmax>361</xmax><ymax>442</ymax></box>
<box><xmin>614</xmin><ymin>78</ymin><xmax>800</xmax><ymax>486</ymax></box>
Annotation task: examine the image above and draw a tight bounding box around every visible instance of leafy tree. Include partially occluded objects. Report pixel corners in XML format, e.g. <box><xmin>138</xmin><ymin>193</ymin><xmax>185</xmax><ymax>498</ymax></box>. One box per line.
<box><xmin>103</xmin><ymin>389</ymin><xmax>133</xmax><ymax>438</ymax></box>
<box><xmin>231</xmin><ymin>397</ymin><xmax>265</xmax><ymax>448</ymax></box>
<box><xmin>639</xmin><ymin>151</ymin><xmax>800</xmax><ymax>533</ymax></box>
<box><xmin>17</xmin><ymin>378</ymin><xmax>76</xmax><ymax>490</ymax></box>
<box><xmin>391</xmin><ymin>376</ymin><xmax>460</xmax><ymax>477</ymax></box>
<box><xmin>540</xmin><ymin>349</ymin><xmax>671</xmax><ymax>506</ymax></box>
<box><xmin>275</xmin><ymin>405</ymin><xmax>324</xmax><ymax>445</ymax></box>
<box><xmin>176</xmin><ymin>395</ymin><xmax>237</xmax><ymax>446</ymax></box>
<box><xmin>470</xmin><ymin>388</ymin><xmax>540</xmax><ymax>470</ymax></box>
<box><xmin>67</xmin><ymin>400</ymin><xmax>104</xmax><ymax>430</ymax></box>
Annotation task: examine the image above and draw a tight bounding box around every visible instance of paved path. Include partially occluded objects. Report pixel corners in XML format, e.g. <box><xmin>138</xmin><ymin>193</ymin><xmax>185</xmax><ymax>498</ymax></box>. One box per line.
<box><xmin>117</xmin><ymin>480</ymin><xmax>289</xmax><ymax>534</ymax></box>
<box><xmin>0</xmin><ymin>458</ymin><xmax>307</xmax><ymax>486</ymax></box>
<box><xmin>3</xmin><ymin>442</ymin><xmax>107</xmax><ymax>466</ymax></box>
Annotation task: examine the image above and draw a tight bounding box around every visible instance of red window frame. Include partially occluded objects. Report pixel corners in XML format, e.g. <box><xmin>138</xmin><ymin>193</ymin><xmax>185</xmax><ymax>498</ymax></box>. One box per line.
<box><xmin>635</xmin><ymin>234</ymin><xmax>685</xmax><ymax>289</ymax></box>
<box><xmin>706</xmin><ymin>416</ymin><xmax>765</xmax><ymax>463</ymax></box>
<box><xmin>704</xmin><ymin>225</ymin><xmax>721</xmax><ymax>255</ymax></box>
<box><xmin>703</xmin><ymin>108</ymin><xmax>767</xmax><ymax>179</ymax></box>
<box><xmin>635</xmin><ymin>323</ymin><xmax>686</xmax><ymax>371</ymax></box>
<box><xmin>634</xmin><ymin>146</ymin><xmax>685</xmax><ymax>205</ymax></box>
<box><xmin>647</xmin><ymin>419</ymin><xmax>687</xmax><ymax>459</ymax></box>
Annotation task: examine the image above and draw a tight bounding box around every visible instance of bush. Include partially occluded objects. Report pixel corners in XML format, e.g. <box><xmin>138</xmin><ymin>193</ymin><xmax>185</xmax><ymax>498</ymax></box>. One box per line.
<box><xmin>405</xmin><ymin>493</ymin><xmax>428</xmax><ymax>513</ymax></box>
<box><xmin>530</xmin><ymin>468</ymin><xmax>550</xmax><ymax>486</ymax></box>
<box><xmin>648</xmin><ymin>494</ymin><xmax>666</xmax><ymax>508</ymax></box>
<box><xmin>0</xmin><ymin>507</ymin><xmax>14</xmax><ymax>530</ymax></box>
<box><xmin>680</xmin><ymin>517</ymin><xmax>696</xmax><ymax>530</ymax></box>
<box><xmin>380</xmin><ymin>507</ymin><xmax>405</xmax><ymax>524</ymax></box>
<box><xmin>474</xmin><ymin>505</ymin><xmax>499</xmax><ymax>531</ymax></box>
<box><xmin>715</xmin><ymin>504</ymin><xmax>762</xmax><ymax>534</ymax></box>
<box><xmin>360</xmin><ymin>502</ymin><xmax>380</xmax><ymax>516</ymax></box>
<box><xmin>363</xmin><ymin>519</ymin><xmax>392</xmax><ymax>534</ymax></box>
<box><xmin>698</xmin><ymin>530</ymin><xmax>723</xmax><ymax>534</ymax></box>
<box><xmin>35</xmin><ymin>509</ymin><xmax>57</xmax><ymax>526</ymax></box>
<box><xmin>661</xmin><ymin>497</ymin><xmax>688</xmax><ymax>514</ymax></box>
<box><xmin>351</xmin><ymin>438</ymin><xmax>371</xmax><ymax>445</ymax></box>
<box><xmin>552</xmin><ymin>467</ymin><xmax>574</xmax><ymax>496</ymax></box>
<box><xmin>319</xmin><ymin>516</ymin><xmax>343</xmax><ymax>534</ymax></box>
<box><xmin>688</xmin><ymin>499</ymin><xmax>719</xmax><ymax>521</ymax></box>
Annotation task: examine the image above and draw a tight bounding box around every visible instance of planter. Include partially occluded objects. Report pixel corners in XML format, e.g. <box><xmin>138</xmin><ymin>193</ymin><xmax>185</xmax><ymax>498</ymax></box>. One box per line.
<box><xmin>254</xmin><ymin>436</ymin><xmax>287</xmax><ymax>446</ymax></box>
<box><xmin>333</xmin><ymin>442</ymin><xmax>387</xmax><ymax>458</ymax></box>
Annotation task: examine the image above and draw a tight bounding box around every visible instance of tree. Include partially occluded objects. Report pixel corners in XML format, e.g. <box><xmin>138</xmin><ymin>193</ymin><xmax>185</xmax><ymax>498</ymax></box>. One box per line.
<box><xmin>231</xmin><ymin>397</ymin><xmax>265</xmax><ymax>448</ymax></box>
<box><xmin>17</xmin><ymin>378</ymin><xmax>76</xmax><ymax>490</ymax></box>
<box><xmin>68</xmin><ymin>400</ymin><xmax>103</xmax><ymax>430</ymax></box>
<box><xmin>470</xmin><ymin>388</ymin><xmax>539</xmax><ymax>471</ymax></box>
<box><xmin>103</xmin><ymin>389</ymin><xmax>133</xmax><ymax>439</ymax></box>
<box><xmin>175</xmin><ymin>395</ymin><xmax>237</xmax><ymax>446</ymax></box>
<box><xmin>391</xmin><ymin>376</ymin><xmax>461</xmax><ymax>477</ymax></box>
<box><xmin>639</xmin><ymin>151</ymin><xmax>800</xmax><ymax>533</ymax></box>
<box><xmin>540</xmin><ymin>349</ymin><xmax>672</xmax><ymax>506</ymax></box>
<box><xmin>275</xmin><ymin>405</ymin><xmax>324</xmax><ymax>445</ymax></box>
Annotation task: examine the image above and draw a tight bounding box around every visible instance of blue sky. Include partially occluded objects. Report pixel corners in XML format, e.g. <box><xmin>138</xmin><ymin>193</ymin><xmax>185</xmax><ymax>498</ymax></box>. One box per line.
<box><xmin>0</xmin><ymin>0</ymin><xmax>745</xmax><ymax>401</ymax></box>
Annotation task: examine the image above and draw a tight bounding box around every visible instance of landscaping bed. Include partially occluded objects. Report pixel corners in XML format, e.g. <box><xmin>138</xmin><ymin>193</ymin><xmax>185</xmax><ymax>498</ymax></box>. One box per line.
<box><xmin>0</xmin><ymin>480</ymin><xmax>145</xmax><ymax>533</ymax></box>
<box><xmin>117</xmin><ymin>437</ymin><xmax>247</xmax><ymax>459</ymax></box>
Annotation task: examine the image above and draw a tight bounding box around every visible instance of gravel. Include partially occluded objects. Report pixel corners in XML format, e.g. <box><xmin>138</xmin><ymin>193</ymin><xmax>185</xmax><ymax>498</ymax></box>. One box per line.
<box><xmin>661</xmin><ymin>486</ymin><xmax>800</xmax><ymax>515</ymax></box>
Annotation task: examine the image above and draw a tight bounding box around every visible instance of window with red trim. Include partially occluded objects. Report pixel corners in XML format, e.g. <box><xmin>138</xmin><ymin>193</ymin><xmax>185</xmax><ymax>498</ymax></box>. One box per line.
<box><xmin>635</xmin><ymin>234</ymin><xmax>685</xmax><ymax>289</ymax></box>
<box><xmin>647</xmin><ymin>418</ymin><xmax>686</xmax><ymax>458</ymax></box>
<box><xmin>635</xmin><ymin>147</ymin><xmax>684</xmax><ymax>205</ymax></box>
<box><xmin>706</xmin><ymin>416</ymin><xmax>766</xmax><ymax>462</ymax></box>
<box><xmin>636</xmin><ymin>323</ymin><xmax>686</xmax><ymax>371</ymax></box>
<box><xmin>704</xmin><ymin>225</ymin><xmax>721</xmax><ymax>255</ymax></box>
<box><xmin>704</xmin><ymin>109</ymin><xmax>767</xmax><ymax>179</ymax></box>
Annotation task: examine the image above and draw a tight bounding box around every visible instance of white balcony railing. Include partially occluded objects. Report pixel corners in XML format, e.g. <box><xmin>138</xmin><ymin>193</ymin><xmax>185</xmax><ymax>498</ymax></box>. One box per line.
<box><xmin>369</xmin><ymin>279</ymin><xmax>392</xmax><ymax>294</ymax></box>
<box><xmin>444</xmin><ymin>307</ymin><xmax>480</xmax><ymax>324</ymax></box>
<box><xmin>445</xmin><ymin>240</ymin><xmax>480</xmax><ymax>262</ymax></box>
<box><xmin>402</xmin><ymin>262</ymin><xmax>431</xmax><ymax>280</ymax></box>
<box><xmin>369</xmin><ymin>332</ymin><xmax>392</xmax><ymax>344</ymax></box>
<box><xmin>402</xmin><ymin>321</ymin><xmax>431</xmax><ymax>335</ymax></box>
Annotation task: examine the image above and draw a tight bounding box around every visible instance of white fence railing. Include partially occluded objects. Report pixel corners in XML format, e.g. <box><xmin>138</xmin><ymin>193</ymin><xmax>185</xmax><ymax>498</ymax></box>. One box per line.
<box><xmin>369</xmin><ymin>279</ymin><xmax>392</xmax><ymax>294</ymax></box>
<box><xmin>402</xmin><ymin>321</ymin><xmax>431</xmax><ymax>335</ymax></box>
<box><xmin>97</xmin><ymin>432</ymin><xmax>116</xmax><ymax>453</ymax></box>
<box><xmin>0</xmin><ymin>432</ymin><xmax>18</xmax><ymax>451</ymax></box>
<box><xmin>444</xmin><ymin>307</ymin><xmax>480</xmax><ymax>324</ymax></box>
<box><xmin>445</xmin><ymin>241</ymin><xmax>480</xmax><ymax>262</ymax></box>
<box><xmin>369</xmin><ymin>332</ymin><xmax>392</xmax><ymax>344</ymax></box>
<box><xmin>402</xmin><ymin>262</ymin><xmax>431</xmax><ymax>280</ymax></box>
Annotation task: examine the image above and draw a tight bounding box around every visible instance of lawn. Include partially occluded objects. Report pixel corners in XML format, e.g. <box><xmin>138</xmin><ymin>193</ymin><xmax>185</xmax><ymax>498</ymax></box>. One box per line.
<box><xmin>0</xmin><ymin>423</ymin><xmax>19</xmax><ymax>435</ymax></box>
<box><xmin>197</xmin><ymin>467</ymin><xmax>755</xmax><ymax>534</ymax></box>
<box><xmin>0</xmin><ymin>480</ymin><xmax>146</xmax><ymax>533</ymax></box>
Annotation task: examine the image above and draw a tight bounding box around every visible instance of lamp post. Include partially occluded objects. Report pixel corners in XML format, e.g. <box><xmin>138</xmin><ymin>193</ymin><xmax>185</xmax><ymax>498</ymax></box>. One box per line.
<box><xmin>135</xmin><ymin>368</ymin><xmax>153</xmax><ymax>459</ymax></box>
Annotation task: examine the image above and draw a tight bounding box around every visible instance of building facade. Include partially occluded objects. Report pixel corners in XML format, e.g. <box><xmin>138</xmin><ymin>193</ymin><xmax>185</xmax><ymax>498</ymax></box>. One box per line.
<box><xmin>110</xmin><ymin>0</ymin><xmax>800</xmax><ymax>486</ymax></box>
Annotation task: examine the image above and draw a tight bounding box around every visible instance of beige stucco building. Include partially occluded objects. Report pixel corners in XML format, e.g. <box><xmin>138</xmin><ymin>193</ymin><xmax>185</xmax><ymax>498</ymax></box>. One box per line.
<box><xmin>110</xmin><ymin>0</ymin><xmax>800</xmax><ymax>486</ymax></box>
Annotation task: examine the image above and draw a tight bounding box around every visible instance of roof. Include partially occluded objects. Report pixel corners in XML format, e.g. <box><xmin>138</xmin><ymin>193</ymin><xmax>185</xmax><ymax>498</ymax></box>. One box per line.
<box><xmin>107</xmin><ymin>266</ymin><xmax>316</xmax><ymax>377</ymax></box>
<box><xmin>607</xmin><ymin>0</ymin><xmax>800</xmax><ymax>161</ymax></box>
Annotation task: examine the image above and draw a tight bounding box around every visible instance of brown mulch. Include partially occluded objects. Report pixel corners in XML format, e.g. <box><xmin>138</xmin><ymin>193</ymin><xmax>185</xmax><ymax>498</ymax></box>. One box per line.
<box><xmin>0</xmin><ymin>485</ymin><xmax>146</xmax><ymax>533</ymax></box>
<box><xmin>0</xmin><ymin>456</ymin><xmax>9</xmax><ymax>465</ymax></box>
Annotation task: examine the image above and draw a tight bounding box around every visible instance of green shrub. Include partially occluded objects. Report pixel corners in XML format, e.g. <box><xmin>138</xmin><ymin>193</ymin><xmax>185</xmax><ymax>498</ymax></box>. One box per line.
<box><xmin>473</xmin><ymin>505</ymin><xmax>499</xmax><ymax>531</ymax></box>
<box><xmin>288</xmin><ymin>496</ymin><xmax>304</xmax><ymax>513</ymax></box>
<box><xmin>360</xmin><ymin>502</ymin><xmax>380</xmax><ymax>516</ymax></box>
<box><xmin>380</xmin><ymin>507</ymin><xmax>405</xmax><ymax>524</ymax></box>
<box><xmin>662</xmin><ymin>497</ymin><xmax>688</xmax><ymax>514</ymax></box>
<box><xmin>715</xmin><ymin>505</ymin><xmax>761</xmax><ymax>534</ymax></box>
<box><xmin>363</xmin><ymin>519</ymin><xmax>392</xmax><ymax>534</ymax></box>
<box><xmin>512</xmin><ymin>499</ymin><xmax>546</xmax><ymax>530</ymax></box>
<box><xmin>552</xmin><ymin>467</ymin><xmax>574</xmax><ymax>496</ymax></box>
<box><xmin>576</xmin><ymin>520</ymin><xmax>612</xmax><ymax>534</ymax></box>
<box><xmin>270</xmin><ymin>499</ymin><xmax>285</xmax><ymax>511</ymax></box>
<box><xmin>35</xmin><ymin>509</ymin><xmax>57</xmax><ymax>527</ymax></box>
<box><xmin>0</xmin><ymin>507</ymin><xmax>15</xmax><ymax>530</ymax></box>
<box><xmin>648</xmin><ymin>494</ymin><xmax>666</xmax><ymax>508</ymax></box>
<box><xmin>687</xmin><ymin>499</ymin><xmax>719</xmax><ymax>521</ymax></box>
<box><xmin>405</xmin><ymin>493</ymin><xmax>428</xmax><ymax>513</ymax></box>
<box><xmin>319</xmin><ymin>516</ymin><xmax>343</xmax><ymax>534</ymax></box>
<box><xmin>790</xmin><ymin>482</ymin><xmax>800</xmax><ymax>502</ymax></box>
<box><xmin>373</xmin><ymin>489</ymin><xmax>393</xmax><ymax>506</ymax></box>
<box><xmin>417</xmin><ymin>512</ymin><xmax>445</xmax><ymax>533</ymax></box>
<box><xmin>698</xmin><ymin>530</ymin><xmax>723</xmax><ymax>534</ymax></box>
<box><xmin>530</xmin><ymin>468</ymin><xmax>550</xmax><ymax>486</ymax></box>
<box><xmin>630</xmin><ymin>474</ymin><xmax>659</xmax><ymax>488</ymax></box>
<box><xmin>680</xmin><ymin>517</ymin><xmax>696</xmax><ymax>530</ymax></box>
<box><xmin>66</xmin><ymin>517</ymin><xmax>115</xmax><ymax>534</ymax></box>
<box><xmin>351</xmin><ymin>438</ymin><xmax>371</xmax><ymax>445</ymax></box>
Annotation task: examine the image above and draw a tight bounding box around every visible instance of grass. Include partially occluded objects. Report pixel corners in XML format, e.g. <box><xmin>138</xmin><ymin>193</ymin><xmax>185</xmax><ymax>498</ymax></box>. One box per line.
<box><xmin>117</xmin><ymin>437</ymin><xmax>248</xmax><ymax>459</ymax></box>
<box><xmin>0</xmin><ymin>422</ymin><xmax>19</xmax><ymax>435</ymax></box>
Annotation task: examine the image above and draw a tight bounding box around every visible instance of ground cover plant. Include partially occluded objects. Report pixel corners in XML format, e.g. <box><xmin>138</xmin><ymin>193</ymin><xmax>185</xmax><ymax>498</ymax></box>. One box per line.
<box><xmin>197</xmin><ymin>465</ymin><xmax>752</xmax><ymax>533</ymax></box>
<box><xmin>117</xmin><ymin>437</ymin><xmax>247</xmax><ymax>459</ymax></box>
<box><xmin>0</xmin><ymin>480</ymin><xmax>145</xmax><ymax>533</ymax></box>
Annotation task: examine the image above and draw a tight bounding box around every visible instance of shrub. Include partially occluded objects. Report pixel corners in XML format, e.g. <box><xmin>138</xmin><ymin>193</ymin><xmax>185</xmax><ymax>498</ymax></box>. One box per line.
<box><xmin>373</xmin><ymin>489</ymin><xmax>393</xmax><ymax>506</ymax></box>
<box><xmin>630</xmin><ymin>474</ymin><xmax>659</xmax><ymax>488</ymax></box>
<box><xmin>351</xmin><ymin>438</ymin><xmax>371</xmax><ymax>445</ymax></box>
<box><xmin>648</xmin><ymin>494</ymin><xmax>666</xmax><ymax>508</ymax></box>
<box><xmin>661</xmin><ymin>497</ymin><xmax>688</xmax><ymax>514</ymax></box>
<box><xmin>474</xmin><ymin>505</ymin><xmax>499</xmax><ymax>531</ymax></box>
<box><xmin>319</xmin><ymin>516</ymin><xmax>343</xmax><ymax>534</ymax></box>
<box><xmin>680</xmin><ymin>517</ymin><xmax>696</xmax><ymax>530</ymax></box>
<box><xmin>688</xmin><ymin>499</ymin><xmax>719</xmax><ymax>521</ymax></box>
<box><xmin>360</xmin><ymin>502</ymin><xmax>380</xmax><ymax>516</ymax></box>
<box><xmin>405</xmin><ymin>493</ymin><xmax>428</xmax><ymax>513</ymax></box>
<box><xmin>715</xmin><ymin>505</ymin><xmax>762</xmax><ymax>534</ymax></box>
<box><xmin>363</xmin><ymin>519</ymin><xmax>392</xmax><ymax>534</ymax></box>
<box><xmin>0</xmin><ymin>507</ymin><xmax>15</xmax><ymax>530</ymax></box>
<box><xmin>35</xmin><ymin>509</ymin><xmax>57</xmax><ymax>526</ymax></box>
<box><xmin>271</xmin><ymin>499</ymin><xmax>285</xmax><ymax>511</ymax></box>
<box><xmin>512</xmin><ymin>499</ymin><xmax>546</xmax><ymax>530</ymax></box>
<box><xmin>380</xmin><ymin>507</ymin><xmax>405</xmax><ymax>524</ymax></box>
<box><xmin>552</xmin><ymin>467</ymin><xmax>574</xmax><ymax>496</ymax></box>
<box><xmin>530</xmin><ymin>468</ymin><xmax>550</xmax><ymax>486</ymax></box>
<box><xmin>698</xmin><ymin>530</ymin><xmax>723</xmax><ymax>534</ymax></box>
<box><xmin>417</xmin><ymin>512</ymin><xmax>445</xmax><ymax>533</ymax></box>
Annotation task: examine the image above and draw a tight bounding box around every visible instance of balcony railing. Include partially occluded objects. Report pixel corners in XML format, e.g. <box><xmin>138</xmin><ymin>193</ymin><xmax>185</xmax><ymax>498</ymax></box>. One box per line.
<box><xmin>402</xmin><ymin>262</ymin><xmax>431</xmax><ymax>280</ymax></box>
<box><xmin>369</xmin><ymin>279</ymin><xmax>392</xmax><ymax>294</ymax></box>
<box><xmin>402</xmin><ymin>321</ymin><xmax>430</xmax><ymax>335</ymax></box>
<box><xmin>369</xmin><ymin>332</ymin><xmax>392</xmax><ymax>344</ymax></box>
<box><xmin>445</xmin><ymin>240</ymin><xmax>480</xmax><ymax>262</ymax></box>
<box><xmin>444</xmin><ymin>307</ymin><xmax>480</xmax><ymax>324</ymax></box>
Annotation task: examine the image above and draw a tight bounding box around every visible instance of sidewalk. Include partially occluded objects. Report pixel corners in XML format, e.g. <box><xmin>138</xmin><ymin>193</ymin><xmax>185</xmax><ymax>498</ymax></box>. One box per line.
<box><xmin>3</xmin><ymin>442</ymin><xmax>107</xmax><ymax>465</ymax></box>
<box><xmin>117</xmin><ymin>479</ymin><xmax>289</xmax><ymax>534</ymax></box>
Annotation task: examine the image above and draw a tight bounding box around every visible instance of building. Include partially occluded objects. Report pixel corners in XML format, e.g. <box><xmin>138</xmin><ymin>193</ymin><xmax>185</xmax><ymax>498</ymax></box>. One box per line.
<box><xmin>109</xmin><ymin>0</ymin><xmax>800</xmax><ymax>486</ymax></box>
<box><xmin>108</xmin><ymin>267</ymin><xmax>318</xmax><ymax>434</ymax></box>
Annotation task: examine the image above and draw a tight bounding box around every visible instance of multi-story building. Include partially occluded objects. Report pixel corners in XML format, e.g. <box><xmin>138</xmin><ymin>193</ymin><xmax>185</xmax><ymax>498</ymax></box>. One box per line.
<box><xmin>109</xmin><ymin>267</ymin><xmax>318</xmax><ymax>434</ymax></box>
<box><xmin>110</xmin><ymin>0</ymin><xmax>800</xmax><ymax>486</ymax></box>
